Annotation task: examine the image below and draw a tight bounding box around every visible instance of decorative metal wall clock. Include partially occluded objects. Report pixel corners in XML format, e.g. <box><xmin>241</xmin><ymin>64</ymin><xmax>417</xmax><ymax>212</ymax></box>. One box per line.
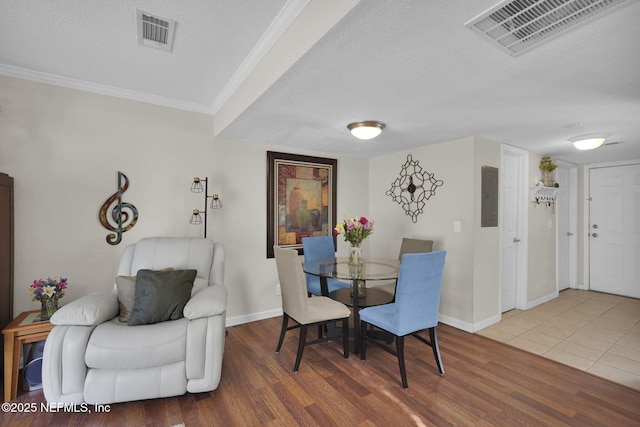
<box><xmin>386</xmin><ymin>154</ymin><xmax>444</xmax><ymax>223</ymax></box>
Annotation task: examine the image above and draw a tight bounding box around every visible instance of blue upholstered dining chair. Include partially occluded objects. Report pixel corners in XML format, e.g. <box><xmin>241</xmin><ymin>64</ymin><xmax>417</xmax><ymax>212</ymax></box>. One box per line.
<box><xmin>359</xmin><ymin>250</ymin><xmax>446</xmax><ymax>388</ymax></box>
<box><xmin>373</xmin><ymin>238</ymin><xmax>434</xmax><ymax>298</ymax></box>
<box><xmin>302</xmin><ymin>236</ymin><xmax>350</xmax><ymax>296</ymax></box>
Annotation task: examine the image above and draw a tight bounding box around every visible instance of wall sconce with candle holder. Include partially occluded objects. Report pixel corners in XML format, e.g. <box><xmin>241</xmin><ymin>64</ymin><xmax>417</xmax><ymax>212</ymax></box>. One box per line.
<box><xmin>189</xmin><ymin>177</ymin><xmax>222</xmax><ymax>238</ymax></box>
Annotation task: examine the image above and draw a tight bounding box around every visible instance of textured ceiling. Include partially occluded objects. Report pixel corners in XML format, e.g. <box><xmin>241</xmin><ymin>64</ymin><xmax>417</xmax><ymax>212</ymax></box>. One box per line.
<box><xmin>0</xmin><ymin>0</ymin><xmax>289</xmax><ymax>111</ymax></box>
<box><xmin>1</xmin><ymin>0</ymin><xmax>639</xmax><ymax>164</ymax></box>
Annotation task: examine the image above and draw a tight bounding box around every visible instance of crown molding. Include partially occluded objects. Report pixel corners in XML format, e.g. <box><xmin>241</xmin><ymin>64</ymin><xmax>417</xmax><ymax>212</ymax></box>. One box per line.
<box><xmin>210</xmin><ymin>0</ymin><xmax>311</xmax><ymax>114</ymax></box>
<box><xmin>0</xmin><ymin>63</ymin><xmax>214</xmax><ymax>115</ymax></box>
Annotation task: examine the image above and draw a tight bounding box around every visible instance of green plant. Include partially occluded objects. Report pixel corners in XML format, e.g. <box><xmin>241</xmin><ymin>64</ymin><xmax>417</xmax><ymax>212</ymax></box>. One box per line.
<box><xmin>539</xmin><ymin>155</ymin><xmax>557</xmax><ymax>172</ymax></box>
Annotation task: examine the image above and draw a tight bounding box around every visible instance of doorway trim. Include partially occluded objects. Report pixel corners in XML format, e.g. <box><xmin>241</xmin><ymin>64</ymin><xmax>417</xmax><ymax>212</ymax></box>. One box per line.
<box><xmin>500</xmin><ymin>144</ymin><xmax>529</xmax><ymax>310</ymax></box>
<box><xmin>556</xmin><ymin>160</ymin><xmax>579</xmax><ymax>291</ymax></box>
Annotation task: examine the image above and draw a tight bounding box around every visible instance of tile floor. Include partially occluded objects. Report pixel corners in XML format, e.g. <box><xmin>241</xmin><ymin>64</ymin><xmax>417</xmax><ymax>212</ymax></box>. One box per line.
<box><xmin>477</xmin><ymin>289</ymin><xmax>640</xmax><ymax>391</ymax></box>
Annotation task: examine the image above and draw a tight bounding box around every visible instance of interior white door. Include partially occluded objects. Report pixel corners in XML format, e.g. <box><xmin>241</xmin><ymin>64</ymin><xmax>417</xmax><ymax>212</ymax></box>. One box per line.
<box><xmin>589</xmin><ymin>163</ymin><xmax>640</xmax><ymax>298</ymax></box>
<box><xmin>556</xmin><ymin>166</ymin><xmax>575</xmax><ymax>291</ymax></box>
<box><xmin>500</xmin><ymin>149</ymin><xmax>521</xmax><ymax>312</ymax></box>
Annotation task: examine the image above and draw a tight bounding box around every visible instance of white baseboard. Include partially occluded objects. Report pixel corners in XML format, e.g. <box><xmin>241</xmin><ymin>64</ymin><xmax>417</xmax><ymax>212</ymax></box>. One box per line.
<box><xmin>226</xmin><ymin>308</ymin><xmax>282</xmax><ymax>327</ymax></box>
<box><xmin>439</xmin><ymin>313</ymin><xmax>502</xmax><ymax>333</ymax></box>
<box><xmin>471</xmin><ymin>313</ymin><xmax>502</xmax><ymax>332</ymax></box>
<box><xmin>227</xmin><ymin>309</ymin><xmax>503</xmax><ymax>335</ymax></box>
<box><xmin>438</xmin><ymin>314</ymin><xmax>474</xmax><ymax>333</ymax></box>
<box><xmin>526</xmin><ymin>291</ymin><xmax>559</xmax><ymax>310</ymax></box>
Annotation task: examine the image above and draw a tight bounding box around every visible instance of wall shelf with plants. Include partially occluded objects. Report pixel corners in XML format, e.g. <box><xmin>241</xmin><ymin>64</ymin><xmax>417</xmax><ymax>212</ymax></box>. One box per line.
<box><xmin>533</xmin><ymin>155</ymin><xmax>560</xmax><ymax>210</ymax></box>
<box><xmin>538</xmin><ymin>155</ymin><xmax>558</xmax><ymax>187</ymax></box>
<box><xmin>531</xmin><ymin>186</ymin><xmax>559</xmax><ymax>205</ymax></box>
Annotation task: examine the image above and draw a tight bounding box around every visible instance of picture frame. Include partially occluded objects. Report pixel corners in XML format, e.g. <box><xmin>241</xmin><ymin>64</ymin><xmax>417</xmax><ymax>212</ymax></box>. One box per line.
<box><xmin>266</xmin><ymin>151</ymin><xmax>337</xmax><ymax>258</ymax></box>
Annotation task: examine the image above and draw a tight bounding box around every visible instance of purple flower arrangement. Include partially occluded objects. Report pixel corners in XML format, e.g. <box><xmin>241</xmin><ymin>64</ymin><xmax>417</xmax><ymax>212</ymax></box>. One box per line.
<box><xmin>333</xmin><ymin>215</ymin><xmax>374</xmax><ymax>247</ymax></box>
<box><xmin>28</xmin><ymin>276</ymin><xmax>67</xmax><ymax>303</ymax></box>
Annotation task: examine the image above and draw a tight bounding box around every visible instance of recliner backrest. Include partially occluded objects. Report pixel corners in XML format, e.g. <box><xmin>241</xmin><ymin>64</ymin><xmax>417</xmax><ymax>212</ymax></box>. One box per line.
<box><xmin>118</xmin><ymin>237</ymin><xmax>221</xmax><ymax>293</ymax></box>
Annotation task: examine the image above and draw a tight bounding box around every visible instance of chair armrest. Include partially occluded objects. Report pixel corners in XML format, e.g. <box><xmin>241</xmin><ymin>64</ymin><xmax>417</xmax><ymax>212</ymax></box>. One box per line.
<box><xmin>51</xmin><ymin>291</ymin><xmax>119</xmax><ymax>326</ymax></box>
<box><xmin>183</xmin><ymin>285</ymin><xmax>227</xmax><ymax>320</ymax></box>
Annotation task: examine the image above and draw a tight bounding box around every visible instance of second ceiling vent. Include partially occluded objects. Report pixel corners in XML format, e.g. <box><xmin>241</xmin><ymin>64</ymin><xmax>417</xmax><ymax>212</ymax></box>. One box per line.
<box><xmin>465</xmin><ymin>0</ymin><xmax>631</xmax><ymax>56</ymax></box>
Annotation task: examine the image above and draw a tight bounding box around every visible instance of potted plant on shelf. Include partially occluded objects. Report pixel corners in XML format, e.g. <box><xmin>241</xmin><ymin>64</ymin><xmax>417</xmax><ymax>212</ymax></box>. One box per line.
<box><xmin>539</xmin><ymin>155</ymin><xmax>557</xmax><ymax>187</ymax></box>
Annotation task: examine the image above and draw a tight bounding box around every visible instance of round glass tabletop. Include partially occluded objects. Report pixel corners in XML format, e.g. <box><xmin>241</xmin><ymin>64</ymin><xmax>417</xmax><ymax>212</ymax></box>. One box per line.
<box><xmin>303</xmin><ymin>257</ymin><xmax>399</xmax><ymax>281</ymax></box>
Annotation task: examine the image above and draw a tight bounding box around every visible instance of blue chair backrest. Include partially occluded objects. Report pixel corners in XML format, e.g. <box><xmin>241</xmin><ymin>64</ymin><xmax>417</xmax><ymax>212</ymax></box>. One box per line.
<box><xmin>393</xmin><ymin>251</ymin><xmax>446</xmax><ymax>332</ymax></box>
<box><xmin>302</xmin><ymin>236</ymin><xmax>336</xmax><ymax>263</ymax></box>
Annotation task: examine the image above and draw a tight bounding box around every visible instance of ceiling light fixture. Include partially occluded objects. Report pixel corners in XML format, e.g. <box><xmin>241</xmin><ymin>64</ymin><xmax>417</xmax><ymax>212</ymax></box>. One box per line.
<box><xmin>347</xmin><ymin>121</ymin><xmax>385</xmax><ymax>140</ymax></box>
<box><xmin>569</xmin><ymin>134</ymin><xmax>607</xmax><ymax>150</ymax></box>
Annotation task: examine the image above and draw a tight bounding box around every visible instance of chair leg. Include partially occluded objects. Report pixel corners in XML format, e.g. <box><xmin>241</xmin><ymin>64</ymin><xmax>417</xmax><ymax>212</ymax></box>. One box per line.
<box><xmin>429</xmin><ymin>327</ymin><xmax>445</xmax><ymax>375</ymax></box>
<box><xmin>293</xmin><ymin>325</ymin><xmax>308</xmax><ymax>372</ymax></box>
<box><xmin>276</xmin><ymin>313</ymin><xmax>289</xmax><ymax>353</ymax></box>
<box><xmin>360</xmin><ymin>320</ymin><xmax>368</xmax><ymax>360</ymax></box>
<box><xmin>396</xmin><ymin>335</ymin><xmax>408</xmax><ymax>388</ymax></box>
<box><xmin>342</xmin><ymin>318</ymin><xmax>349</xmax><ymax>359</ymax></box>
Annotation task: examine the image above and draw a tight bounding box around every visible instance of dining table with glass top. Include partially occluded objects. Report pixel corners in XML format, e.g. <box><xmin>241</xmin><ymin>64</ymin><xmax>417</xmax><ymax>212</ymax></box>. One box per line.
<box><xmin>303</xmin><ymin>256</ymin><xmax>399</xmax><ymax>353</ymax></box>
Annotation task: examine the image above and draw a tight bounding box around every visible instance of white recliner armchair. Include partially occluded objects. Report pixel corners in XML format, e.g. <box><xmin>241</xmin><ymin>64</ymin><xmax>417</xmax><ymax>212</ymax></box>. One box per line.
<box><xmin>42</xmin><ymin>237</ymin><xmax>227</xmax><ymax>405</ymax></box>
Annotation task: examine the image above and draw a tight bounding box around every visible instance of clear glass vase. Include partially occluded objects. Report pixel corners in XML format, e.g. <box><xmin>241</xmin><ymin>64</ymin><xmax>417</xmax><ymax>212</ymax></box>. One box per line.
<box><xmin>40</xmin><ymin>299</ymin><xmax>58</xmax><ymax>321</ymax></box>
<box><xmin>542</xmin><ymin>170</ymin><xmax>555</xmax><ymax>187</ymax></box>
<box><xmin>349</xmin><ymin>279</ymin><xmax>366</xmax><ymax>298</ymax></box>
<box><xmin>348</xmin><ymin>246</ymin><xmax>365</xmax><ymax>297</ymax></box>
<box><xmin>348</xmin><ymin>246</ymin><xmax>362</xmax><ymax>266</ymax></box>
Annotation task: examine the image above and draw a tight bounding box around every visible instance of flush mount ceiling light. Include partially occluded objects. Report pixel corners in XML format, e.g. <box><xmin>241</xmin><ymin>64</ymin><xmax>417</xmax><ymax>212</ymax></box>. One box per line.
<box><xmin>347</xmin><ymin>121</ymin><xmax>386</xmax><ymax>140</ymax></box>
<box><xmin>570</xmin><ymin>134</ymin><xmax>607</xmax><ymax>150</ymax></box>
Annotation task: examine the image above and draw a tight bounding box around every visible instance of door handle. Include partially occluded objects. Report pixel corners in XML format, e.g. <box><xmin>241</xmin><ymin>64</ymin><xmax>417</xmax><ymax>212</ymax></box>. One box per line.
<box><xmin>513</xmin><ymin>237</ymin><xmax>521</xmax><ymax>243</ymax></box>
<box><xmin>567</xmin><ymin>232</ymin><xmax>574</xmax><ymax>236</ymax></box>
<box><xmin>592</xmin><ymin>233</ymin><xmax>598</xmax><ymax>238</ymax></box>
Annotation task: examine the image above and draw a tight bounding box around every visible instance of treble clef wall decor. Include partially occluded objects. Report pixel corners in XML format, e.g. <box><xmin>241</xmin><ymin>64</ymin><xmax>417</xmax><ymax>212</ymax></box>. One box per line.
<box><xmin>99</xmin><ymin>171</ymin><xmax>138</xmax><ymax>245</ymax></box>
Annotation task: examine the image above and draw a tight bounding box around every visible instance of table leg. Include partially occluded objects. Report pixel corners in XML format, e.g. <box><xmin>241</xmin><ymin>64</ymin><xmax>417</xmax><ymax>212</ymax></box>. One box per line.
<box><xmin>3</xmin><ymin>331</ymin><xmax>16</xmax><ymax>402</ymax></box>
<box><xmin>10</xmin><ymin>338</ymin><xmax>22</xmax><ymax>401</ymax></box>
<box><xmin>320</xmin><ymin>276</ymin><xmax>329</xmax><ymax>296</ymax></box>
<box><xmin>352</xmin><ymin>278</ymin><xmax>361</xmax><ymax>354</ymax></box>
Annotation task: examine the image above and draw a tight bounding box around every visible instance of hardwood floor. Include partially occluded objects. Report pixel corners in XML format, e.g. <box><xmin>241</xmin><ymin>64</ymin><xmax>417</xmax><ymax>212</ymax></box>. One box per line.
<box><xmin>3</xmin><ymin>317</ymin><xmax>640</xmax><ymax>426</ymax></box>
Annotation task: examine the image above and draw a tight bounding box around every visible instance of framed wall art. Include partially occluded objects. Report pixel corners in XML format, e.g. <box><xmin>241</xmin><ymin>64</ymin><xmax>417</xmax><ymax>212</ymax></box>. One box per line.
<box><xmin>266</xmin><ymin>151</ymin><xmax>337</xmax><ymax>258</ymax></box>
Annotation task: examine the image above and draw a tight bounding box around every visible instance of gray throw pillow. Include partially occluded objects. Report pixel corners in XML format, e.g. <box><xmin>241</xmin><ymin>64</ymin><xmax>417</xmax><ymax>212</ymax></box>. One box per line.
<box><xmin>127</xmin><ymin>269</ymin><xmax>197</xmax><ymax>326</ymax></box>
<box><xmin>115</xmin><ymin>275</ymin><xmax>136</xmax><ymax>322</ymax></box>
<box><xmin>116</xmin><ymin>268</ymin><xmax>174</xmax><ymax>322</ymax></box>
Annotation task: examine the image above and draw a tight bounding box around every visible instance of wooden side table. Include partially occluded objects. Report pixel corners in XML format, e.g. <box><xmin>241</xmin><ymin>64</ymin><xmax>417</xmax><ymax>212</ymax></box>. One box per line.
<box><xmin>2</xmin><ymin>310</ymin><xmax>54</xmax><ymax>402</ymax></box>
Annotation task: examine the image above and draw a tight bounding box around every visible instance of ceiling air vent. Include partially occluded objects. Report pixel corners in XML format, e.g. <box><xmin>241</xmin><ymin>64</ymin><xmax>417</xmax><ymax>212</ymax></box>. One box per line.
<box><xmin>465</xmin><ymin>0</ymin><xmax>631</xmax><ymax>56</ymax></box>
<box><xmin>137</xmin><ymin>10</ymin><xmax>176</xmax><ymax>52</ymax></box>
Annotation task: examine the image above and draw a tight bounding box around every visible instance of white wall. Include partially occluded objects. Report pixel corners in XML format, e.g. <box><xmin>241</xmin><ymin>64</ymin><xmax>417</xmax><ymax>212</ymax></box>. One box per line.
<box><xmin>0</xmin><ymin>76</ymin><xmax>367</xmax><ymax>324</ymax></box>
<box><xmin>1</xmin><ymin>76</ymin><xmax>215</xmax><ymax>313</ymax></box>
<box><xmin>472</xmin><ymin>138</ymin><xmax>501</xmax><ymax>323</ymax></box>
<box><xmin>527</xmin><ymin>153</ymin><xmax>558</xmax><ymax>302</ymax></box>
<box><xmin>369</xmin><ymin>136</ymin><xmax>501</xmax><ymax>330</ymax></box>
<box><xmin>1</xmin><ymin>75</ymin><xmax>557</xmax><ymax>330</ymax></box>
<box><xmin>210</xmin><ymin>136</ymin><xmax>368</xmax><ymax>324</ymax></box>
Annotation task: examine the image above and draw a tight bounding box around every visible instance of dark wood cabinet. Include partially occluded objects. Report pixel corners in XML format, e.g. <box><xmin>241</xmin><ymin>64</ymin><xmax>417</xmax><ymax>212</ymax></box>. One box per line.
<box><xmin>0</xmin><ymin>172</ymin><xmax>14</xmax><ymax>378</ymax></box>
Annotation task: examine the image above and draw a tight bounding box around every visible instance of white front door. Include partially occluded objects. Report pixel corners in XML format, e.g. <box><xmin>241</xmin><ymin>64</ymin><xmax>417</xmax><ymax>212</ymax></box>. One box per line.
<box><xmin>589</xmin><ymin>163</ymin><xmax>640</xmax><ymax>298</ymax></box>
<box><xmin>500</xmin><ymin>145</ymin><xmax>528</xmax><ymax>312</ymax></box>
